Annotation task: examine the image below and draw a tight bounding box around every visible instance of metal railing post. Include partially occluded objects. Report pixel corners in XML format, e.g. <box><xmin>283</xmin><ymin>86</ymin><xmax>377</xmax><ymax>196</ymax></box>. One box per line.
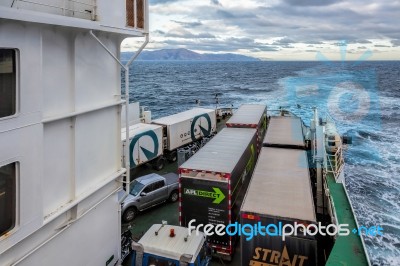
<box><xmin>89</xmin><ymin>31</ymin><xmax>149</xmax><ymax>205</ymax></box>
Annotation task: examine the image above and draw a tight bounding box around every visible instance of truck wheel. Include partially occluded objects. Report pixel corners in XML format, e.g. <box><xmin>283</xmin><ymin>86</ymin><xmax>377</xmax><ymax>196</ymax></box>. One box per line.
<box><xmin>168</xmin><ymin>151</ymin><xmax>177</xmax><ymax>162</ymax></box>
<box><xmin>123</xmin><ymin>207</ymin><xmax>137</xmax><ymax>222</ymax></box>
<box><xmin>153</xmin><ymin>157</ymin><xmax>165</xmax><ymax>171</ymax></box>
<box><xmin>169</xmin><ymin>190</ymin><xmax>179</xmax><ymax>203</ymax></box>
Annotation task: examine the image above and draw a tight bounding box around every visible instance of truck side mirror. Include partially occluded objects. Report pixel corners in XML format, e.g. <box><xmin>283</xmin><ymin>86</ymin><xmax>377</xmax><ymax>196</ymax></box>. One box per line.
<box><xmin>140</xmin><ymin>192</ymin><xmax>147</xmax><ymax>197</ymax></box>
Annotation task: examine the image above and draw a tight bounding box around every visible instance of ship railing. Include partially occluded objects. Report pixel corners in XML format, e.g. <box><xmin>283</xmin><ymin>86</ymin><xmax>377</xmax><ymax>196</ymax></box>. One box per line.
<box><xmin>11</xmin><ymin>0</ymin><xmax>97</xmax><ymax>21</ymax></box>
<box><xmin>323</xmin><ymin>170</ymin><xmax>339</xmax><ymax>228</ymax></box>
<box><xmin>326</xmin><ymin>144</ymin><xmax>345</xmax><ymax>182</ymax></box>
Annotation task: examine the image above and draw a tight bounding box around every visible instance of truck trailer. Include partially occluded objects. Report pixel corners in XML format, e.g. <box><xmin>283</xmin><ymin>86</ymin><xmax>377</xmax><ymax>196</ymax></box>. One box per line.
<box><xmin>122</xmin><ymin>123</ymin><xmax>164</xmax><ymax>170</ymax></box>
<box><xmin>122</xmin><ymin>108</ymin><xmax>216</xmax><ymax>171</ymax></box>
<box><xmin>263</xmin><ymin>116</ymin><xmax>306</xmax><ymax>149</ymax></box>
<box><xmin>240</xmin><ymin>147</ymin><xmax>317</xmax><ymax>266</ymax></box>
<box><xmin>226</xmin><ymin>104</ymin><xmax>267</xmax><ymax>152</ymax></box>
<box><xmin>152</xmin><ymin>108</ymin><xmax>217</xmax><ymax>162</ymax></box>
<box><xmin>179</xmin><ymin>128</ymin><xmax>258</xmax><ymax>260</ymax></box>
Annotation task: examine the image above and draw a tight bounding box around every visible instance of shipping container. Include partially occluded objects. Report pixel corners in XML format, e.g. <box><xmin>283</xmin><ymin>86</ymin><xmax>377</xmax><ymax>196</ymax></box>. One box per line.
<box><xmin>179</xmin><ymin>128</ymin><xmax>258</xmax><ymax>260</ymax></box>
<box><xmin>226</xmin><ymin>104</ymin><xmax>267</xmax><ymax>152</ymax></box>
<box><xmin>152</xmin><ymin>108</ymin><xmax>217</xmax><ymax>152</ymax></box>
<box><xmin>122</xmin><ymin>123</ymin><xmax>164</xmax><ymax>169</ymax></box>
<box><xmin>264</xmin><ymin>116</ymin><xmax>306</xmax><ymax>149</ymax></box>
<box><xmin>240</xmin><ymin>147</ymin><xmax>317</xmax><ymax>266</ymax></box>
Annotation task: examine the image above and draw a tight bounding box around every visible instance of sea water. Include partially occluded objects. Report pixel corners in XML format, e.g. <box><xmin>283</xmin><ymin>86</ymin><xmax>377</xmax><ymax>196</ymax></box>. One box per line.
<box><xmin>123</xmin><ymin>60</ymin><xmax>400</xmax><ymax>265</ymax></box>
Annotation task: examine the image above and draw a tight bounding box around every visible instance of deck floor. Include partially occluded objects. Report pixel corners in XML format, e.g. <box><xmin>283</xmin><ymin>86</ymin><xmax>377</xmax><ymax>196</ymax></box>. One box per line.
<box><xmin>325</xmin><ymin>172</ymin><xmax>369</xmax><ymax>266</ymax></box>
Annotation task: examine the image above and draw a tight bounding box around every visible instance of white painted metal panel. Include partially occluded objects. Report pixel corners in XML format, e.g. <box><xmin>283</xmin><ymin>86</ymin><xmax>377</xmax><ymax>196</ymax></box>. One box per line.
<box><xmin>42</xmin><ymin>28</ymin><xmax>74</xmax><ymax>117</ymax></box>
<box><xmin>75</xmin><ymin>107</ymin><xmax>120</xmax><ymax>197</ymax></box>
<box><xmin>0</xmin><ymin>124</ymin><xmax>43</xmax><ymax>254</ymax></box>
<box><xmin>0</xmin><ymin>22</ymin><xmax>42</xmax><ymax>130</ymax></box>
<box><xmin>0</xmin><ymin>10</ymin><xmax>127</xmax><ymax>266</ymax></box>
<box><xmin>74</xmin><ymin>33</ymin><xmax>120</xmax><ymax>110</ymax></box>
<box><xmin>43</xmin><ymin>120</ymin><xmax>73</xmax><ymax>217</ymax></box>
<box><xmin>4</xmin><ymin>192</ymin><xmax>120</xmax><ymax>266</ymax></box>
<box><xmin>97</xmin><ymin>0</ymin><xmax>129</xmax><ymax>29</ymax></box>
<box><xmin>0</xmin><ymin>23</ymin><xmax>46</xmax><ymax>254</ymax></box>
<box><xmin>8</xmin><ymin>0</ymin><xmax>95</xmax><ymax>20</ymax></box>
<box><xmin>121</xmin><ymin>102</ymin><xmax>141</xmax><ymax>127</ymax></box>
<box><xmin>122</xmin><ymin>123</ymin><xmax>163</xmax><ymax>167</ymax></box>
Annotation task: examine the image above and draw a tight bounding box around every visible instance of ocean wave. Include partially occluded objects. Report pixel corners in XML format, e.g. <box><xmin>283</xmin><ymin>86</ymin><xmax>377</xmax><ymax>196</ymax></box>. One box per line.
<box><xmin>125</xmin><ymin>60</ymin><xmax>400</xmax><ymax>265</ymax></box>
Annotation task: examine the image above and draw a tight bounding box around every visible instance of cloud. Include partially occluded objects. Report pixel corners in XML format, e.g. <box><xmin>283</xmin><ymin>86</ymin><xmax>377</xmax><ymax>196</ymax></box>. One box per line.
<box><xmin>271</xmin><ymin>38</ymin><xmax>295</xmax><ymax>48</ymax></box>
<box><xmin>273</xmin><ymin>37</ymin><xmax>295</xmax><ymax>45</ymax></box>
<box><xmin>251</xmin><ymin>46</ymin><xmax>280</xmax><ymax>52</ymax></box>
<box><xmin>302</xmin><ymin>41</ymin><xmax>324</xmax><ymax>45</ymax></box>
<box><xmin>143</xmin><ymin>0</ymin><xmax>400</xmax><ymax>59</ymax></box>
<box><xmin>210</xmin><ymin>0</ymin><xmax>222</xmax><ymax>6</ymax></box>
<box><xmin>215</xmin><ymin>9</ymin><xmax>236</xmax><ymax>19</ymax></box>
<box><xmin>391</xmin><ymin>39</ymin><xmax>400</xmax><ymax>47</ymax></box>
<box><xmin>152</xmin><ymin>30</ymin><xmax>166</xmax><ymax>36</ymax></box>
<box><xmin>282</xmin><ymin>0</ymin><xmax>341</xmax><ymax>6</ymax></box>
<box><xmin>149</xmin><ymin>0</ymin><xmax>180</xmax><ymax>5</ymax></box>
<box><xmin>346</xmin><ymin>39</ymin><xmax>372</xmax><ymax>44</ymax></box>
<box><xmin>159</xmin><ymin>36</ymin><xmax>279</xmax><ymax>52</ymax></box>
<box><xmin>165</xmin><ymin>29</ymin><xmax>216</xmax><ymax>39</ymax></box>
<box><xmin>171</xmin><ymin>20</ymin><xmax>203</xmax><ymax>27</ymax></box>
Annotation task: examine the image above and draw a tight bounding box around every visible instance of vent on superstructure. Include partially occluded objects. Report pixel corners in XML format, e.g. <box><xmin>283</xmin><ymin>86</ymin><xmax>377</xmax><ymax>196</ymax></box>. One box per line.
<box><xmin>126</xmin><ymin>0</ymin><xmax>145</xmax><ymax>29</ymax></box>
<box><xmin>136</xmin><ymin>0</ymin><xmax>144</xmax><ymax>29</ymax></box>
<box><xmin>126</xmin><ymin>0</ymin><xmax>134</xmax><ymax>27</ymax></box>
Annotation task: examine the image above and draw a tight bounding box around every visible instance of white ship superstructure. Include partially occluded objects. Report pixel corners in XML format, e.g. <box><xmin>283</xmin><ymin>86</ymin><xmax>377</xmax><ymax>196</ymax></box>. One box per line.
<box><xmin>0</xmin><ymin>1</ymin><xmax>148</xmax><ymax>265</ymax></box>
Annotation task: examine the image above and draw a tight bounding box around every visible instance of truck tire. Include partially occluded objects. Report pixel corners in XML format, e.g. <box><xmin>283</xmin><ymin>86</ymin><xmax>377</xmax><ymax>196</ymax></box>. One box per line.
<box><xmin>153</xmin><ymin>157</ymin><xmax>165</xmax><ymax>171</ymax></box>
<box><xmin>167</xmin><ymin>151</ymin><xmax>177</xmax><ymax>162</ymax></box>
<box><xmin>169</xmin><ymin>190</ymin><xmax>179</xmax><ymax>203</ymax></box>
<box><xmin>123</xmin><ymin>207</ymin><xmax>137</xmax><ymax>223</ymax></box>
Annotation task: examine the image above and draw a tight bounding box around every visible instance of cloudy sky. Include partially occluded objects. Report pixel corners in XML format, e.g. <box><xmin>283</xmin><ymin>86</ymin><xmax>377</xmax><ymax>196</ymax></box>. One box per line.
<box><xmin>122</xmin><ymin>0</ymin><xmax>400</xmax><ymax>60</ymax></box>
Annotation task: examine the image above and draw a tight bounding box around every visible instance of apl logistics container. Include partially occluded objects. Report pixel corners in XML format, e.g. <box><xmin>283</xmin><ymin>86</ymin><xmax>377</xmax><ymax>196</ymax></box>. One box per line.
<box><xmin>240</xmin><ymin>147</ymin><xmax>317</xmax><ymax>266</ymax></box>
<box><xmin>179</xmin><ymin>127</ymin><xmax>257</xmax><ymax>260</ymax></box>
<box><xmin>226</xmin><ymin>104</ymin><xmax>267</xmax><ymax>151</ymax></box>
<box><xmin>121</xmin><ymin>123</ymin><xmax>163</xmax><ymax>168</ymax></box>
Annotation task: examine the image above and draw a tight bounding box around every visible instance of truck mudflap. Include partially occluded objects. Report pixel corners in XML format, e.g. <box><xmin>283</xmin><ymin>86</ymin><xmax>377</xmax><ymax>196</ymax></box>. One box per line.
<box><xmin>242</xmin><ymin>235</ymin><xmax>317</xmax><ymax>266</ymax></box>
<box><xmin>211</xmin><ymin>244</ymin><xmax>233</xmax><ymax>261</ymax></box>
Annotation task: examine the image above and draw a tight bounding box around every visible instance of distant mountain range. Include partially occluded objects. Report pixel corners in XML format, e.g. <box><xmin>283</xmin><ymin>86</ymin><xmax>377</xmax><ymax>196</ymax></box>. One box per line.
<box><xmin>121</xmin><ymin>48</ymin><xmax>260</xmax><ymax>61</ymax></box>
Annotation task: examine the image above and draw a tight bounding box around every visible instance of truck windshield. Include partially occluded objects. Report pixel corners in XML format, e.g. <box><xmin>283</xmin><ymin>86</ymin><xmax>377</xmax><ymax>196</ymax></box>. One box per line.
<box><xmin>130</xmin><ymin>180</ymin><xmax>145</xmax><ymax>196</ymax></box>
